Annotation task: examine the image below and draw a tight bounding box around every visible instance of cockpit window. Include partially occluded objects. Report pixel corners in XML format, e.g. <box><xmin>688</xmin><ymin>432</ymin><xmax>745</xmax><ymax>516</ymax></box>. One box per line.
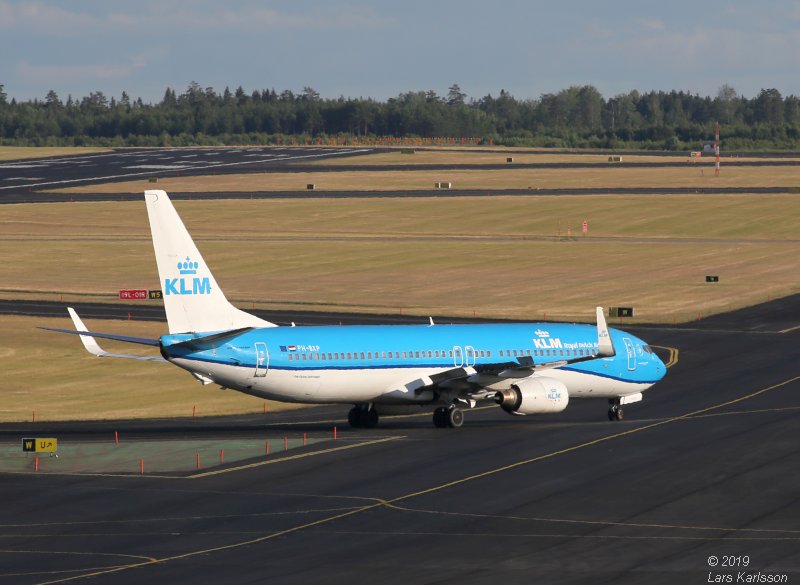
<box><xmin>642</xmin><ymin>344</ymin><xmax>654</xmax><ymax>354</ymax></box>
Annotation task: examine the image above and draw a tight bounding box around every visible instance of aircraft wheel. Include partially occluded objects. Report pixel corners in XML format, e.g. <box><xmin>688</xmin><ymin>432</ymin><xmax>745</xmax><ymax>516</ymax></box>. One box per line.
<box><xmin>361</xmin><ymin>408</ymin><xmax>379</xmax><ymax>428</ymax></box>
<box><xmin>432</xmin><ymin>407</ymin><xmax>448</xmax><ymax>428</ymax></box>
<box><xmin>348</xmin><ymin>406</ymin><xmax>362</xmax><ymax>428</ymax></box>
<box><xmin>608</xmin><ymin>405</ymin><xmax>624</xmax><ymax>421</ymax></box>
<box><xmin>447</xmin><ymin>407</ymin><xmax>464</xmax><ymax>428</ymax></box>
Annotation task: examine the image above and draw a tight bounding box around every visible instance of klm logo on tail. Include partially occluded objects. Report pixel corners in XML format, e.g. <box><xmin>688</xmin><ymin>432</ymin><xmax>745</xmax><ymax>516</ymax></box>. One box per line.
<box><xmin>164</xmin><ymin>256</ymin><xmax>212</xmax><ymax>296</ymax></box>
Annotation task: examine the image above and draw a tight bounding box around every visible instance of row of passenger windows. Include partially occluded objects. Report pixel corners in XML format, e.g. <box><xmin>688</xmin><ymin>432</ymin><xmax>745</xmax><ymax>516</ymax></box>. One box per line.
<box><xmin>288</xmin><ymin>349</ymin><xmax>487</xmax><ymax>362</ymax></box>
<box><xmin>286</xmin><ymin>346</ymin><xmax>598</xmax><ymax>362</ymax></box>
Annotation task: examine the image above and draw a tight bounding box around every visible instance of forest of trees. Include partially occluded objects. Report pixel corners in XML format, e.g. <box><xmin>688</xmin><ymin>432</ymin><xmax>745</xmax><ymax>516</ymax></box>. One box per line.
<box><xmin>1</xmin><ymin>82</ymin><xmax>799</xmax><ymax>150</ymax></box>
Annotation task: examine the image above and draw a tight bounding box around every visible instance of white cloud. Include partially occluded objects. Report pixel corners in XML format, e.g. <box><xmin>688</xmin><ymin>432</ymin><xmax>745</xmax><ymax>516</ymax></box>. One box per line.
<box><xmin>0</xmin><ymin>0</ymin><xmax>395</xmax><ymax>35</ymax></box>
<box><xmin>17</xmin><ymin>55</ymin><xmax>148</xmax><ymax>85</ymax></box>
<box><xmin>0</xmin><ymin>1</ymin><xmax>96</xmax><ymax>34</ymax></box>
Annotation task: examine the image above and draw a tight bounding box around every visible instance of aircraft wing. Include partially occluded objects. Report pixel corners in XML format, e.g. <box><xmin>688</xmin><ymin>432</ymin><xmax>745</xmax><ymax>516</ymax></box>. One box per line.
<box><xmin>393</xmin><ymin>306</ymin><xmax>617</xmax><ymax>395</ymax></box>
<box><xmin>40</xmin><ymin>308</ymin><xmax>167</xmax><ymax>362</ymax></box>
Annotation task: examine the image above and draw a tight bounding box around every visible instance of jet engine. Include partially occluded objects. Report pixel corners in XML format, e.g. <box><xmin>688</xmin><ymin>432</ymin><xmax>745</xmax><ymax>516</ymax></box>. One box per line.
<box><xmin>494</xmin><ymin>376</ymin><xmax>569</xmax><ymax>415</ymax></box>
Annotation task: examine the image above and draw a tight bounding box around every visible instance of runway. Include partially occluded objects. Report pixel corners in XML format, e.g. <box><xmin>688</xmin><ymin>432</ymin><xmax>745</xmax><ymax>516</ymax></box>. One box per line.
<box><xmin>2</xmin><ymin>146</ymin><xmax>799</xmax><ymax>203</ymax></box>
<box><xmin>1</xmin><ymin>297</ymin><xmax>798</xmax><ymax>583</ymax></box>
<box><xmin>0</xmin><ymin>147</ymin><xmax>376</xmax><ymax>195</ymax></box>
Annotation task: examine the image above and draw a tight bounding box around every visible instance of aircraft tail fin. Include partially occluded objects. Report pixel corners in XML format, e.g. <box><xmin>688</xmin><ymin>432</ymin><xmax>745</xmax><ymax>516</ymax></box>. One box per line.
<box><xmin>144</xmin><ymin>190</ymin><xmax>277</xmax><ymax>333</ymax></box>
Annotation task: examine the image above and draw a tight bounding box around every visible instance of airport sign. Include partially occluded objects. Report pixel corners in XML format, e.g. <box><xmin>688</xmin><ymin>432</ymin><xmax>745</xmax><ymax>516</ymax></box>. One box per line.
<box><xmin>22</xmin><ymin>438</ymin><xmax>58</xmax><ymax>453</ymax></box>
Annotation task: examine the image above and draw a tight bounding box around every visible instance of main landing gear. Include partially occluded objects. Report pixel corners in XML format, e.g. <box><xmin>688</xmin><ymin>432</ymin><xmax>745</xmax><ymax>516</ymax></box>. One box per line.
<box><xmin>432</xmin><ymin>405</ymin><xmax>464</xmax><ymax>428</ymax></box>
<box><xmin>607</xmin><ymin>401</ymin><xmax>624</xmax><ymax>421</ymax></box>
<box><xmin>348</xmin><ymin>405</ymin><xmax>379</xmax><ymax>428</ymax></box>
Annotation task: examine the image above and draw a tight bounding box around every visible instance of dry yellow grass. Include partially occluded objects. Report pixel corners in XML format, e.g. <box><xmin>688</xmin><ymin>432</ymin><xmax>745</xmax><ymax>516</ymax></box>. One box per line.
<box><xmin>2</xmin><ymin>196</ymin><xmax>799</xmax><ymax>322</ymax></box>
<box><xmin>307</xmin><ymin>149</ymin><xmax>799</xmax><ymax>166</ymax></box>
<box><xmin>0</xmin><ymin>146</ymin><xmax>111</xmax><ymax>161</ymax></box>
<box><xmin>0</xmin><ymin>314</ymin><xmax>301</xmax><ymax>422</ymax></box>
<box><xmin>52</xmin><ymin>164</ymin><xmax>800</xmax><ymax>194</ymax></box>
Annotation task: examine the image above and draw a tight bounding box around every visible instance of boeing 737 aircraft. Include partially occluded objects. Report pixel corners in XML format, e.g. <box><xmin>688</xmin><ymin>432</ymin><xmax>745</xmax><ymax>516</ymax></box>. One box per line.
<box><xmin>45</xmin><ymin>190</ymin><xmax>666</xmax><ymax>428</ymax></box>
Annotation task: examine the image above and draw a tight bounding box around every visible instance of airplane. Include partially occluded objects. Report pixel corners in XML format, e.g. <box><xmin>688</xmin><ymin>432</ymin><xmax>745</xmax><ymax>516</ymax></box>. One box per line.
<box><xmin>44</xmin><ymin>190</ymin><xmax>667</xmax><ymax>428</ymax></box>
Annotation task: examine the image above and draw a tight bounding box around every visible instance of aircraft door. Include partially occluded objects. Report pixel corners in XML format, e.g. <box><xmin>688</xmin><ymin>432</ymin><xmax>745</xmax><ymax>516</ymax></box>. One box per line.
<box><xmin>452</xmin><ymin>346</ymin><xmax>463</xmax><ymax>367</ymax></box>
<box><xmin>623</xmin><ymin>338</ymin><xmax>636</xmax><ymax>371</ymax></box>
<box><xmin>254</xmin><ymin>342</ymin><xmax>269</xmax><ymax>377</ymax></box>
<box><xmin>464</xmin><ymin>345</ymin><xmax>476</xmax><ymax>367</ymax></box>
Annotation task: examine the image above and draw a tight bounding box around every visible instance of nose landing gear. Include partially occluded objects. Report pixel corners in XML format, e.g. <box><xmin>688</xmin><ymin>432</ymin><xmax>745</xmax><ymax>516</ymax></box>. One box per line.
<box><xmin>608</xmin><ymin>402</ymin><xmax>624</xmax><ymax>421</ymax></box>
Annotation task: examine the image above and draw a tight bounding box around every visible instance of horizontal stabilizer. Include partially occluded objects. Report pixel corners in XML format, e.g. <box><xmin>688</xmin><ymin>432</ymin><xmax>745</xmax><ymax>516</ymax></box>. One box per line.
<box><xmin>39</xmin><ymin>307</ymin><xmax>166</xmax><ymax>361</ymax></box>
<box><xmin>40</xmin><ymin>326</ymin><xmax>160</xmax><ymax>347</ymax></box>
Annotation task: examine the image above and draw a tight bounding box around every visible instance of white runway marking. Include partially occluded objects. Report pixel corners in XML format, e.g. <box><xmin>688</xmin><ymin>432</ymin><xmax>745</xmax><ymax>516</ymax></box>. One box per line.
<box><xmin>124</xmin><ymin>165</ymin><xmax>191</xmax><ymax>170</ymax></box>
<box><xmin>0</xmin><ymin>148</ymin><xmax>370</xmax><ymax>191</ymax></box>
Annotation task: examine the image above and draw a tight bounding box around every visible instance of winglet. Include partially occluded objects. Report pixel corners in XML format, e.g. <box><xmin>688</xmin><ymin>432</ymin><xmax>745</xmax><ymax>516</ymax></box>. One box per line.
<box><xmin>68</xmin><ymin>307</ymin><xmax>106</xmax><ymax>357</ymax></box>
<box><xmin>596</xmin><ymin>306</ymin><xmax>615</xmax><ymax>357</ymax></box>
<box><xmin>59</xmin><ymin>307</ymin><xmax>166</xmax><ymax>362</ymax></box>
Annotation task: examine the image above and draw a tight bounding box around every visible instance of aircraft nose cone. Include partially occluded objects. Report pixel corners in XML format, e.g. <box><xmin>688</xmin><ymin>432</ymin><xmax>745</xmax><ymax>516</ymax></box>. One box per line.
<box><xmin>654</xmin><ymin>354</ymin><xmax>667</xmax><ymax>380</ymax></box>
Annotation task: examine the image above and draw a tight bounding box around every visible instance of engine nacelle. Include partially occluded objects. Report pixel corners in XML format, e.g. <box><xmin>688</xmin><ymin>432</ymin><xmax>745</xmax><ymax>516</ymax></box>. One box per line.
<box><xmin>494</xmin><ymin>377</ymin><xmax>569</xmax><ymax>415</ymax></box>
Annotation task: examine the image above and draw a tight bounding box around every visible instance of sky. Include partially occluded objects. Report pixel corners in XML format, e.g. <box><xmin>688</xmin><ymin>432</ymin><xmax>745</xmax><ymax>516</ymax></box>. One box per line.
<box><xmin>1</xmin><ymin>0</ymin><xmax>799</xmax><ymax>104</ymax></box>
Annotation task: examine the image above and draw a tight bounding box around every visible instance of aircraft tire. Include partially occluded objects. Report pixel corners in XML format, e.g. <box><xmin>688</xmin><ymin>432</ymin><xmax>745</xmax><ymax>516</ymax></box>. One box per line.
<box><xmin>447</xmin><ymin>407</ymin><xmax>464</xmax><ymax>428</ymax></box>
<box><xmin>608</xmin><ymin>405</ymin><xmax>624</xmax><ymax>421</ymax></box>
<box><xmin>348</xmin><ymin>406</ymin><xmax>362</xmax><ymax>428</ymax></box>
<box><xmin>362</xmin><ymin>408</ymin><xmax>379</xmax><ymax>428</ymax></box>
<box><xmin>432</xmin><ymin>407</ymin><xmax>448</xmax><ymax>428</ymax></box>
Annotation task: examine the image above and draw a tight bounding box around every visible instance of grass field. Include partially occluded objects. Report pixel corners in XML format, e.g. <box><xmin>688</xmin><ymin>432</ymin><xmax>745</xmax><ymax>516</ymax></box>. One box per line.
<box><xmin>52</xmin><ymin>164</ymin><xmax>800</xmax><ymax>194</ymax></box>
<box><xmin>306</xmin><ymin>149</ymin><xmax>800</xmax><ymax>166</ymax></box>
<box><xmin>0</xmin><ymin>146</ymin><xmax>111</xmax><ymax>161</ymax></box>
<box><xmin>2</xmin><ymin>195</ymin><xmax>799</xmax><ymax>322</ymax></box>
<box><xmin>0</xmin><ymin>314</ymin><xmax>300</xmax><ymax>422</ymax></box>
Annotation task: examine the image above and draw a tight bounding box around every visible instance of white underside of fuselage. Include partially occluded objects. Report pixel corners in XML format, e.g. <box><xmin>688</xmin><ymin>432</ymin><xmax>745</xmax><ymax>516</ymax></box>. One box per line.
<box><xmin>171</xmin><ymin>358</ymin><xmax>652</xmax><ymax>405</ymax></box>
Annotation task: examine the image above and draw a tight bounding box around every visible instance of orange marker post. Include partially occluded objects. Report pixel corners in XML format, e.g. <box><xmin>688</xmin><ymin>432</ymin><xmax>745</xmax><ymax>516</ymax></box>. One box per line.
<box><xmin>195</xmin><ymin>452</ymin><xmax>200</xmax><ymax>470</ymax></box>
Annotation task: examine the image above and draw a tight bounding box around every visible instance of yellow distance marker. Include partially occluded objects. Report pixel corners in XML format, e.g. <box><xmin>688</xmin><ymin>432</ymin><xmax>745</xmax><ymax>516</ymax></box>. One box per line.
<box><xmin>22</xmin><ymin>438</ymin><xmax>58</xmax><ymax>453</ymax></box>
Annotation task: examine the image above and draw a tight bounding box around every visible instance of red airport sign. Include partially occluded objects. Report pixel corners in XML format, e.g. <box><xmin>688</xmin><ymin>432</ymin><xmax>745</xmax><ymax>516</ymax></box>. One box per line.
<box><xmin>119</xmin><ymin>289</ymin><xmax>148</xmax><ymax>300</ymax></box>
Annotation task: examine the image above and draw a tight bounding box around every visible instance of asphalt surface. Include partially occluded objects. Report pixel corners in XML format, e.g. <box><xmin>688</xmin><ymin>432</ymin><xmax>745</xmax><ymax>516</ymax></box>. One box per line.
<box><xmin>1</xmin><ymin>296</ymin><xmax>799</xmax><ymax>584</ymax></box>
<box><xmin>0</xmin><ymin>146</ymin><xmax>376</xmax><ymax>195</ymax></box>
<box><xmin>2</xmin><ymin>146</ymin><xmax>799</xmax><ymax>203</ymax></box>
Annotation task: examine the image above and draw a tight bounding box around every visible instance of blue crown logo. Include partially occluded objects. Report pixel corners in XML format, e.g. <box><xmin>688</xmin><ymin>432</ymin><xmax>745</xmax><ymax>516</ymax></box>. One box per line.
<box><xmin>178</xmin><ymin>256</ymin><xmax>199</xmax><ymax>275</ymax></box>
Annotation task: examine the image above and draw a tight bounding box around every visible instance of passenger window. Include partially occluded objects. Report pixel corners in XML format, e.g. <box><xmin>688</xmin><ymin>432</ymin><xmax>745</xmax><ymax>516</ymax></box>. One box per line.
<box><xmin>487</xmin><ymin>350</ymin><xmax>492</xmax><ymax>358</ymax></box>
<box><xmin>448</xmin><ymin>350</ymin><xmax>453</xmax><ymax>357</ymax></box>
<box><xmin>360</xmin><ymin>352</ymin><xmax>365</xmax><ymax>359</ymax></box>
<box><xmin>415</xmin><ymin>351</ymin><xmax>420</xmax><ymax>358</ymax></box>
<box><xmin>347</xmin><ymin>352</ymin><xmax>352</xmax><ymax>359</ymax></box>
<box><xmin>367</xmin><ymin>352</ymin><xmax>372</xmax><ymax>359</ymax></box>
<box><xmin>434</xmin><ymin>350</ymin><xmax>440</xmax><ymax>358</ymax></box>
<box><xmin>513</xmin><ymin>350</ymin><xmax>518</xmax><ymax>357</ymax></box>
<box><xmin>427</xmin><ymin>351</ymin><xmax>433</xmax><ymax>358</ymax></box>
